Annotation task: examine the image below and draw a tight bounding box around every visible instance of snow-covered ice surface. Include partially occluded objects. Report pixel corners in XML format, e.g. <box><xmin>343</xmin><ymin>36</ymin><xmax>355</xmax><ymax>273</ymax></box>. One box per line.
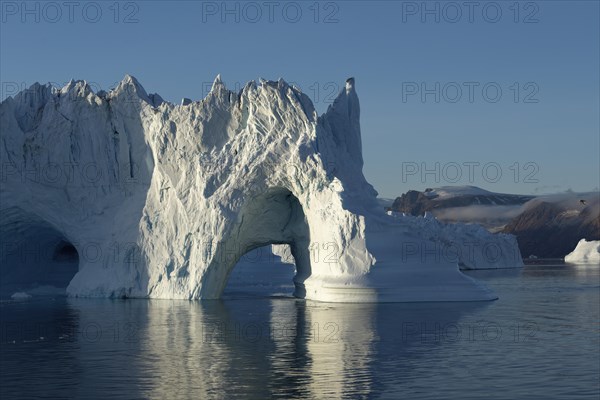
<box><xmin>0</xmin><ymin>76</ymin><xmax>523</xmax><ymax>302</ymax></box>
<box><xmin>565</xmin><ymin>240</ymin><xmax>600</xmax><ymax>264</ymax></box>
<box><xmin>384</xmin><ymin>212</ymin><xmax>523</xmax><ymax>270</ymax></box>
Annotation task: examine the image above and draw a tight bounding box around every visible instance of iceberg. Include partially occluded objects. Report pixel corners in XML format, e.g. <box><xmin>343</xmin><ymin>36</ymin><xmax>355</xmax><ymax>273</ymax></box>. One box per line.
<box><xmin>564</xmin><ymin>239</ymin><xmax>600</xmax><ymax>264</ymax></box>
<box><xmin>10</xmin><ymin>292</ymin><xmax>31</xmax><ymax>300</ymax></box>
<box><xmin>0</xmin><ymin>75</ymin><xmax>523</xmax><ymax>301</ymax></box>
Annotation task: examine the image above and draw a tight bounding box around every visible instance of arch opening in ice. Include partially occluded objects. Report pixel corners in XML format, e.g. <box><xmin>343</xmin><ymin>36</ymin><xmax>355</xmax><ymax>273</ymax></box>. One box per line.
<box><xmin>202</xmin><ymin>187</ymin><xmax>311</xmax><ymax>299</ymax></box>
<box><xmin>0</xmin><ymin>207</ymin><xmax>80</xmax><ymax>296</ymax></box>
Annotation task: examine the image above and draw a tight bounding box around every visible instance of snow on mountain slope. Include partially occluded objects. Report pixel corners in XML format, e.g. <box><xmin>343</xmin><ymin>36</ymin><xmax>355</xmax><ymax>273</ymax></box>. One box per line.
<box><xmin>0</xmin><ymin>76</ymin><xmax>522</xmax><ymax>302</ymax></box>
<box><xmin>423</xmin><ymin>186</ymin><xmax>494</xmax><ymax>199</ymax></box>
<box><xmin>392</xmin><ymin>186</ymin><xmax>534</xmax><ymax>216</ymax></box>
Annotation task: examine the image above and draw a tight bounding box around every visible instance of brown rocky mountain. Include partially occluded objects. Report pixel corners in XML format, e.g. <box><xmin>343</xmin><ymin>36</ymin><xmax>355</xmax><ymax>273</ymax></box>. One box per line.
<box><xmin>391</xmin><ymin>187</ymin><xmax>534</xmax><ymax>216</ymax></box>
<box><xmin>390</xmin><ymin>187</ymin><xmax>599</xmax><ymax>259</ymax></box>
<box><xmin>502</xmin><ymin>199</ymin><xmax>600</xmax><ymax>258</ymax></box>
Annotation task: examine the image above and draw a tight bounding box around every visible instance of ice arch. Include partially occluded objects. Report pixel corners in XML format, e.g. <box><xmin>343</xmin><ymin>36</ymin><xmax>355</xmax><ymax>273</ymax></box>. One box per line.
<box><xmin>0</xmin><ymin>75</ymin><xmax>522</xmax><ymax>301</ymax></box>
<box><xmin>0</xmin><ymin>207</ymin><xmax>79</xmax><ymax>294</ymax></box>
<box><xmin>201</xmin><ymin>187</ymin><xmax>311</xmax><ymax>298</ymax></box>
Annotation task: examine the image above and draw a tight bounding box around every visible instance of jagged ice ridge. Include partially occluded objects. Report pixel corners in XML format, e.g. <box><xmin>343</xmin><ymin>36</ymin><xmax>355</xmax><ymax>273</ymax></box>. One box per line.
<box><xmin>0</xmin><ymin>75</ymin><xmax>523</xmax><ymax>301</ymax></box>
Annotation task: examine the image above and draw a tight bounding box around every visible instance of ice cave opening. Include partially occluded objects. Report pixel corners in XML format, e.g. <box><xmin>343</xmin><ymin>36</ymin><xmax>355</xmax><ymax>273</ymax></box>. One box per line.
<box><xmin>0</xmin><ymin>207</ymin><xmax>80</xmax><ymax>296</ymax></box>
<box><xmin>209</xmin><ymin>187</ymin><xmax>312</xmax><ymax>299</ymax></box>
<box><xmin>223</xmin><ymin>244</ymin><xmax>296</xmax><ymax>298</ymax></box>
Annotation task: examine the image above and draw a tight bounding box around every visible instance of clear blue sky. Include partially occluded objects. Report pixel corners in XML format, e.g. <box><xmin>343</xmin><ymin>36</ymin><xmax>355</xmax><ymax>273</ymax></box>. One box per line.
<box><xmin>1</xmin><ymin>0</ymin><xmax>598</xmax><ymax>198</ymax></box>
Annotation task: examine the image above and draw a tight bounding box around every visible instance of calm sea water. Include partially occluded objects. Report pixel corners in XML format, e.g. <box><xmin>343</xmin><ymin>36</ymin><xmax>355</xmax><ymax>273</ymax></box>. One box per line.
<box><xmin>1</xmin><ymin>263</ymin><xmax>598</xmax><ymax>399</ymax></box>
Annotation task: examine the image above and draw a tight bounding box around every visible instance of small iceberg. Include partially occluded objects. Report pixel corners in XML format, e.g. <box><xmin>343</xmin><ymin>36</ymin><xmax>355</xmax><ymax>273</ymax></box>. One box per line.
<box><xmin>564</xmin><ymin>239</ymin><xmax>600</xmax><ymax>264</ymax></box>
<box><xmin>11</xmin><ymin>292</ymin><xmax>32</xmax><ymax>300</ymax></box>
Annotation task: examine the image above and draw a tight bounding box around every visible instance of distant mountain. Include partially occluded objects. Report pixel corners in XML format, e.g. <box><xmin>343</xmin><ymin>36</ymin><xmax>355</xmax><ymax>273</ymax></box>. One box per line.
<box><xmin>376</xmin><ymin>197</ymin><xmax>395</xmax><ymax>209</ymax></box>
<box><xmin>501</xmin><ymin>195</ymin><xmax>600</xmax><ymax>258</ymax></box>
<box><xmin>390</xmin><ymin>186</ymin><xmax>600</xmax><ymax>259</ymax></box>
<box><xmin>390</xmin><ymin>186</ymin><xmax>533</xmax><ymax>230</ymax></box>
<box><xmin>391</xmin><ymin>186</ymin><xmax>534</xmax><ymax>215</ymax></box>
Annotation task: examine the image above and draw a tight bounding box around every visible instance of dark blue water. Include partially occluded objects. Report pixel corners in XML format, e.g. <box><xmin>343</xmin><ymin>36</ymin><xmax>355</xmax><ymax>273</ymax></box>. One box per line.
<box><xmin>1</xmin><ymin>263</ymin><xmax>598</xmax><ymax>399</ymax></box>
